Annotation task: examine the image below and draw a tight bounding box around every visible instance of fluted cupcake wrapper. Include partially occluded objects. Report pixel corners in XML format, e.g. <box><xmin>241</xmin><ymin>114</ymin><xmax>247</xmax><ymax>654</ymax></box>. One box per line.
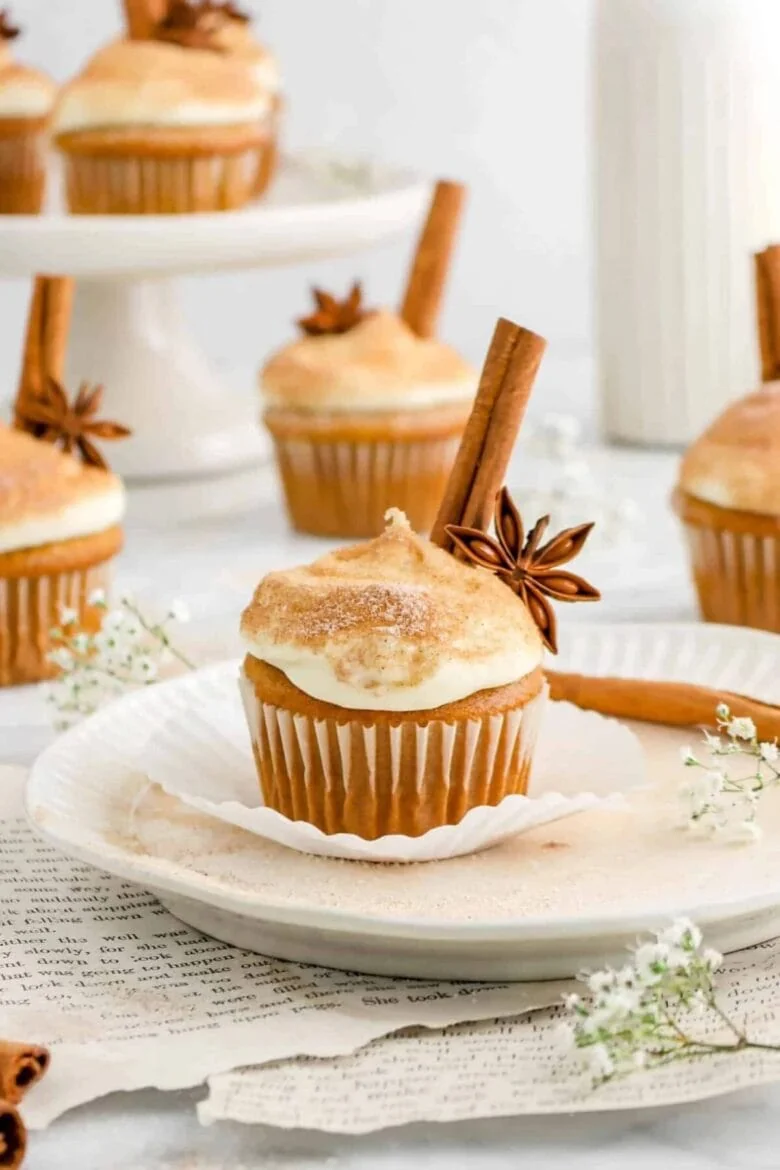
<box><xmin>0</xmin><ymin>564</ymin><xmax>110</xmax><ymax>687</ymax></box>
<box><xmin>139</xmin><ymin>673</ymin><xmax>647</xmax><ymax>862</ymax></box>
<box><xmin>682</xmin><ymin>521</ymin><xmax>780</xmax><ymax>632</ymax></box>
<box><xmin>61</xmin><ymin>140</ymin><xmax>275</xmax><ymax>215</ymax></box>
<box><xmin>270</xmin><ymin>432</ymin><xmax>462</xmax><ymax>537</ymax></box>
<box><xmin>0</xmin><ymin>124</ymin><xmax>47</xmax><ymax>213</ymax></box>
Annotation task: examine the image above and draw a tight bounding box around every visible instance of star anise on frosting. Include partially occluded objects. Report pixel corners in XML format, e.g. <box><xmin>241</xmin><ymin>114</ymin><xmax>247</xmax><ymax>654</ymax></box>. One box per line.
<box><xmin>0</xmin><ymin>9</ymin><xmax>20</xmax><ymax>40</ymax></box>
<box><xmin>15</xmin><ymin>379</ymin><xmax>131</xmax><ymax>471</ymax></box>
<box><xmin>445</xmin><ymin>488</ymin><xmax>600</xmax><ymax>654</ymax></box>
<box><xmin>297</xmin><ymin>283</ymin><xmax>371</xmax><ymax>337</ymax></box>
<box><xmin>155</xmin><ymin>0</ymin><xmax>227</xmax><ymax>51</ymax></box>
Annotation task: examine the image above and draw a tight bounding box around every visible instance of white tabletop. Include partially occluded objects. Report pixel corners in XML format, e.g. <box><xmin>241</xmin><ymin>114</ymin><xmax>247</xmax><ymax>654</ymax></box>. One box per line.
<box><xmin>9</xmin><ymin>444</ymin><xmax>775</xmax><ymax>1170</ymax></box>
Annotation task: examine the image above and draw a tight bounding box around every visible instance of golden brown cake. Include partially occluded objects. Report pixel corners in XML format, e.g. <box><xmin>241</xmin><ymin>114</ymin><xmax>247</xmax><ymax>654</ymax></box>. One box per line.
<box><xmin>0</xmin><ymin>12</ymin><xmax>57</xmax><ymax>214</ymax></box>
<box><xmin>262</xmin><ymin>293</ymin><xmax>477</xmax><ymax>538</ymax></box>
<box><xmin>239</xmin><ymin>509</ymin><xmax>546</xmax><ymax>838</ymax></box>
<box><xmin>52</xmin><ymin>6</ymin><xmax>278</xmax><ymax>215</ymax></box>
<box><xmin>0</xmin><ymin>425</ymin><xmax>126</xmax><ymax>686</ymax></box>
<box><xmin>674</xmin><ymin>385</ymin><xmax>780</xmax><ymax>630</ymax></box>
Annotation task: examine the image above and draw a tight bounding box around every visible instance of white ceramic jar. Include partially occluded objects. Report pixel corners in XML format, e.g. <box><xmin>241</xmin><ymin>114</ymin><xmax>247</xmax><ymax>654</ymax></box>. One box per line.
<box><xmin>595</xmin><ymin>0</ymin><xmax>780</xmax><ymax>445</ymax></box>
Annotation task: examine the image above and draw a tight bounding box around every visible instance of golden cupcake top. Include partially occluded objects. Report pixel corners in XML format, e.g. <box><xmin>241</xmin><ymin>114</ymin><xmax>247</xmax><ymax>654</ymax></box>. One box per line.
<box><xmin>678</xmin><ymin>384</ymin><xmax>780</xmax><ymax>515</ymax></box>
<box><xmin>0</xmin><ymin>424</ymin><xmax>126</xmax><ymax>556</ymax></box>
<box><xmin>52</xmin><ymin>33</ymin><xmax>273</xmax><ymax>135</ymax></box>
<box><xmin>261</xmin><ymin>291</ymin><xmax>477</xmax><ymax>415</ymax></box>
<box><xmin>240</xmin><ymin>509</ymin><xmax>543</xmax><ymax>711</ymax></box>
<box><xmin>0</xmin><ymin>11</ymin><xmax>57</xmax><ymax>118</ymax></box>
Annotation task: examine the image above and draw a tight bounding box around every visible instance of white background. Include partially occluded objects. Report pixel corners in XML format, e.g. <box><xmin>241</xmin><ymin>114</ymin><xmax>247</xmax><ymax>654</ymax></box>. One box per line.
<box><xmin>0</xmin><ymin>0</ymin><xmax>593</xmax><ymax>426</ymax></box>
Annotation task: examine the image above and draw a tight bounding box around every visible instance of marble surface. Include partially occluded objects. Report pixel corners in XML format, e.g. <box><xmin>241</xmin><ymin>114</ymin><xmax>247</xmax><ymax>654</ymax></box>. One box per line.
<box><xmin>8</xmin><ymin>444</ymin><xmax>774</xmax><ymax>1170</ymax></box>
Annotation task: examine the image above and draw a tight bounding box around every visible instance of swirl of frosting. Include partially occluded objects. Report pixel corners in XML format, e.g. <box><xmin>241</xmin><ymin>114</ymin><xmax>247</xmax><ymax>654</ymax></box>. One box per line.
<box><xmin>0</xmin><ymin>425</ymin><xmax>125</xmax><ymax>555</ymax></box>
<box><xmin>261</xmin><ymin>310</ymin><xmax>476</xmax><ymax>414</ymax></box>
<box><xmin>240</xmin><ymin>510</ymin><xmax>544</xmax><ymax>711</ymax></box>
<box><xmin>679</xmin><ymin>384</ymin><xmax>780</xmax><ymax>515</ymax></box>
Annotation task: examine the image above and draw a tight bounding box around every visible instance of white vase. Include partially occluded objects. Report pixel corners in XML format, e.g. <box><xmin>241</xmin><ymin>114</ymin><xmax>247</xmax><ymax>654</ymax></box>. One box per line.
<box><xmin>595</xmin><ymin>0</ymin><xmax>780</xmax><ymax>445</ymax></box>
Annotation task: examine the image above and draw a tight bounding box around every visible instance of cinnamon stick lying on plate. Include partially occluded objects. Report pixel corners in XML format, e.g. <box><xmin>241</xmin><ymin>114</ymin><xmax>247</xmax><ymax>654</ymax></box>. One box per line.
<box><xmin>0</xmin><ymin>1041</ymin><xmax>49</xmax><ymax>1107</ymax></box>
<box><xmin>547</xmin><ymin>672</ymin><xmax>780</xmax><ymax>742</ymax></box>
<box><xmin>399</xmin><ymin>179</ymin><xmax>466</xmax><ymax>340</ymax></box>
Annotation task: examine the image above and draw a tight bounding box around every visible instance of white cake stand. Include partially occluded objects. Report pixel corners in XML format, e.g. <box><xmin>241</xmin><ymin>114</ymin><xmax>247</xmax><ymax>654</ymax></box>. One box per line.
<box><xmin>0</xmin><ymin>156</ymin><xmax>430</xmax><ymax>483</ymax></box>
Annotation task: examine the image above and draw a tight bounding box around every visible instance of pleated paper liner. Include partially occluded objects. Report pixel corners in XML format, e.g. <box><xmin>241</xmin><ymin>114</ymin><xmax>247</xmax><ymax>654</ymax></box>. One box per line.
<box><xmin>264</xmin><ymin>406</ymin><xmax>469</xmax><ymax>537</ymax></box>
<box><xmin>0</xmin><ymin>564</ymin><xmax>110</xmax><ymax>687</ymax></box>
<box><xmin>0</xmin><ymin>117</ymin><xmax>48</xmax><ymax>214</ymax></box>
<box><xmin>56</xmin><ymin>124</ymin><xmax>277</xmax><ymax>214</ymax></box>
<box><xmin>139</xmin><ymin>676</ymin><xmax>647</xmax><ymax>863</ymax></box>
<box><xmin>674</xmin><ymin>489</ymin><xmax>780</xmax><ymax>632</ymax></box>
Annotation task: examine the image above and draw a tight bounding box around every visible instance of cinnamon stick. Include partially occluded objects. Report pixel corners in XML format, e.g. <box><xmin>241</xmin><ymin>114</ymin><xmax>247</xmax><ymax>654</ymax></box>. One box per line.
<box><xmin>399</xmin><ymin>179</ymin><xmax>466</xmax><ymax>338</ymax></box>
<box><xmin>430</xmin><ymin>318</ymin><xmax>546</xmax><ymax>550</ymax></box>
<box><xmin>0</xmin><ymin>1101</ymin><xmax>25</xmax><ymax>1170</ymax></box>
<box><xmin>0</xmin><ymin>1042</ymin><xmax>49</xmax><ymax>1107</ymax></box>
<box><xmin>755</xmin><ymin>245</ymin><xmax>780</xmax><ymax>381</ymax></box>
<box><xmin>123</xmin><ymin>0</ymin><xmax>165</xmax><ymax>39</ymax></box>
<box><xmin>547</xmin><ymin>671</ymin><xmax>780</xmax><ymax>743</ymax></box>
<box><xmin>14</xmin><ymin>275</ymin><xmax>74</xmax><ymax>424</ymax></box>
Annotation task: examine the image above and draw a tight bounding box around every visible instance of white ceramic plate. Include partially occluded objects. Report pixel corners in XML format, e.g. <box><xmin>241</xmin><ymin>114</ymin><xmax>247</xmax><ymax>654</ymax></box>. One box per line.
<box><xmin>26</xmin><ymin>621</ymin><xmax>780</xmax><ymax>981</ymax></box>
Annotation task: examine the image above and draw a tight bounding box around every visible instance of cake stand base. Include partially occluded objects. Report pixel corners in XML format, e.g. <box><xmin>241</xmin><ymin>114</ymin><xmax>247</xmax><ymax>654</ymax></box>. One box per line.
<box><xmin>65</xmin><ymin>278</ymin><xmax>268</xmax><ymax>483</ymax></box>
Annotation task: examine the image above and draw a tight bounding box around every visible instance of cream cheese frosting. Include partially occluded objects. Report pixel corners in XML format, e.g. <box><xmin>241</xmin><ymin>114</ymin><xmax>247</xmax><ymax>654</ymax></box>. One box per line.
<box><xmin>53</xmin><ymin>39</ymin><xmax>273</xmax><ymax>135</ymax></box>
<box><xmin>679</xmin><ymin>383</ymin><xmax>780</xmax><ymax>515</ymax></box>
<box><xmin>0</xmin><ymin>49</ymin><xmax>57</xmax><ymax>118</ymax></box>
<box><xmin>0</xmin><ymin>426</ymin><xmax>125</xmax><ymax>555</ymax></box>
<box><xmin>240</xmin><ymin>509</ymin><xmax>544</xmax><ymax>711</ymax></box>
<box><xmin>261</xmin><ymin>311</ymin><xmax>477</xmax><ymax>414</ymax></box>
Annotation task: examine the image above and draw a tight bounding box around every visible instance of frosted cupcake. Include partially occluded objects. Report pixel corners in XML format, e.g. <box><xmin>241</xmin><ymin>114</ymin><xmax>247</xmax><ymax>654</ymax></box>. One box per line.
<box><xmin>52</xmin><ymin>7</ymin><xmax>276</xmax><ymax>214</ymax></box>
<box><xmin>0</xmin><ymin>12</ymin><xmax>57</xmax><ymax>214</ymax></box>
<box><xmin>0</xmin><ymin>417</ymin><xmax>126</xmax><ymax>686</ymax></box>
<box><xmin>262</xmin><ymin>289</ymin><xmax>477</xmax><ymax>538</ymax></box>
<box><xmin>239</xmin><ymin>510</ymin><xmax>546</xmax><ymax>838</ymax></box>
<box><xmin>674</xmin><ymin>386</ymin><xmax>780</xmax><ymax>631</ymax></box>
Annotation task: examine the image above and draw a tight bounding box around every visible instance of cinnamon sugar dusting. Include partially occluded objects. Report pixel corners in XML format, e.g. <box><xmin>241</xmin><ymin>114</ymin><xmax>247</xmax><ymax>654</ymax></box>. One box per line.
<box><xmin>680</xmin><ymin>384</ymin><xmax>780</xmax><ymax>514</ymax></box>
<box><xmin>0</xmin><ymin>424</ymin><xmax>121</xmax><ymax>526</ymax></box>
<box><xmin>240</xmin><ymin>510</ymin><xmax>542</xmax><ymax>696</ymax></box>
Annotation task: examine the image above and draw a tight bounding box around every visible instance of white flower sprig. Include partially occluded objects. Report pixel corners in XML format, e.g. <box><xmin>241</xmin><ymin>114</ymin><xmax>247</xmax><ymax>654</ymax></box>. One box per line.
<box><xmin>680</xmin><ymin>705</ymin><xmax>780</xmax><ymax>842</ymax></box>
<box><xmin>519</xmin><ymin>414</ymin><xmax>639</xmax><ymax>549</ymax></box>
<box><xmin>564</xmin><ymin>918</ymin><xmax>780</xmax><ymax>1084</ymax></box>
<box><xmin>44</xmin><ymin>591</ymin><xmax>195</xmax><ymax>730</ymax></box>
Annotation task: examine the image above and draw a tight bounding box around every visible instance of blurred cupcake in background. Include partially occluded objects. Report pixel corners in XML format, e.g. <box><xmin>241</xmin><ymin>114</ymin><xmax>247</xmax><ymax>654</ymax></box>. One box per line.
<box><xmin>674</xmin><ymin>246</ymin><xmax>780</xmax><ymax>631</ymax></box>
<box><xmin>2</xmin><ymin>276</ymin><xmax>129</xmax><ymax>685</ymax></box>
<box><xmin>261</xmin><ymin>181</ymin><xmax>476</xmax><ymax>538</ymax></box>
<box><xmin>0</xmin><ymin>9</ymin><xmax>57</xmax><ymax>213</ymax></box>
<box><xmin>52</xmin><ymin>0</ymin><xmax>280</xmax><ymax>214</ymax></box>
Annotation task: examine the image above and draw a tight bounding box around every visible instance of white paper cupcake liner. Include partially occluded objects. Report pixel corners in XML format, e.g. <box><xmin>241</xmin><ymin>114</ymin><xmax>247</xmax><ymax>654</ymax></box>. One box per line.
<box><xmin>137</xmin><ymin>684</ymin><xmax>647</xmax><ymax>862</ymax></box>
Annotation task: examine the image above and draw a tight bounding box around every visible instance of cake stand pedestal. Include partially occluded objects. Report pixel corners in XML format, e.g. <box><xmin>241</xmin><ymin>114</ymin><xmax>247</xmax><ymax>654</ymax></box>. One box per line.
<box><xmin>0</xmin><ymin>156</ymin><xmax>430</xmax><ymax>484</ymax></box>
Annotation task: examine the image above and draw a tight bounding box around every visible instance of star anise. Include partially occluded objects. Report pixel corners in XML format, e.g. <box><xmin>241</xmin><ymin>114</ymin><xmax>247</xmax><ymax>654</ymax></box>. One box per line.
<box><xmin>15</xmin><ymin>378</ymin><xmax>131</xmax><ymax>471</ymax></box>
<box><xmin>445</xmin><ymin>487</ymin><xmax>600</xmax><ymax>654</ymax></box>
<box><xmin>0</xmin><ymin>9</ymin><xmax>20</xmax><ymax>40</ymax></box>
<box><xmin>297</xmin><ymin>282</ymin><xmax>371</xmax><ymax>337</ymax></box>
<box><xmin>155</xmin><ymin>0</ymin><xmax>227</xmax><ymax>51</ymax></box>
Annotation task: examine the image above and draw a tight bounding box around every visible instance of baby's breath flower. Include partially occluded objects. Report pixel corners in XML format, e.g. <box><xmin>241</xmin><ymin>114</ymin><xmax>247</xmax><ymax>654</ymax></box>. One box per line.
<box><xmin>565</xmin><ymin>917</ymin><xmax>780</xmax><ymax>1087</ymax></box>
<box><xmin>168</xmin><ymin>599</ymin><xmax>191</xmax><ymax>624</ymax></box>
<box><xmin>760</xmin><ymin>741</ymin><xmax>779</xmax><ymax>764</ymax></box>
<box><xmin>58</xmin><ymin>606</ymin><xmax>79</xmax><ymax>628</ymax></box>
<box><xmin>727</xmin><ymin>716</ymin><xmax>757</xmax><ymax>741</ymax></box>
<box><xmin>680</xmin><ymin>746</ymin><xmax>698</xmax><ymax>766</ymax></box>
<box><xmin>88</xmin><ymin>587</ymin><xmax>107</xmax><ymax>608</ymax></box>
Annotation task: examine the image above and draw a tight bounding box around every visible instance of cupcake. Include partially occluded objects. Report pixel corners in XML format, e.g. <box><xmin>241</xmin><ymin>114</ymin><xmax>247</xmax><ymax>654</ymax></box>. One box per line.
<box><xmin>674</xmin><ymin>386</ymin><xmax>780</xmax><ymax>631</ymax></box>
<box><xmin>52</xmin><ymin>4</ymin><xmax>276</xmax><ymax>215</ymax></box>
<box><xmin>262</xmin><ymin>288</ymin><xmax>477</xmax><ymax>538</ymax></box>
<box><xmin>0</xmin><ymin>11</ymin><xmax>57</xmax><ymax>214</ymax></box>
<box><xmin>239</xmin><ymin>509</ymin><xmax>547</xmax><ymax>838</ymax></box>
<box><xmin>198</xmin><ymin>1</ymin><xmax>282</xmax><ymax>195</ymax></box>
<box><xmin>0</xmin><ymin>418</ymin><xmax>126</xmax><ymax>686</ymax></box>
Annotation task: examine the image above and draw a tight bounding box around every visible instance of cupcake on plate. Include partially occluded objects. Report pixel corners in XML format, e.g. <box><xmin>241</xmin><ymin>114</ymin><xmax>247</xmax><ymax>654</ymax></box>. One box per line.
<box><xmin>52</xmin><ymin>3</ymin><xmax>277</xmax><ymax>215</ymax></box>
<box><xmin>262</xmin><ymin>291</ymin><xmax>477</xmax><ymax>539</ymax></box>
<box><xmin>0</xmin><ymin>414</ymin><xmax>127</xmax><ymax>686</ymax></box>
<box><xmin>239</xmin><ymin>509</ymin><xmax>547</xmax><ymax>838</ymax></box>
<box><xmin>0</xmin><ymin>11</ymin><xmax>57</xmax><ymax>214</ymax></box>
